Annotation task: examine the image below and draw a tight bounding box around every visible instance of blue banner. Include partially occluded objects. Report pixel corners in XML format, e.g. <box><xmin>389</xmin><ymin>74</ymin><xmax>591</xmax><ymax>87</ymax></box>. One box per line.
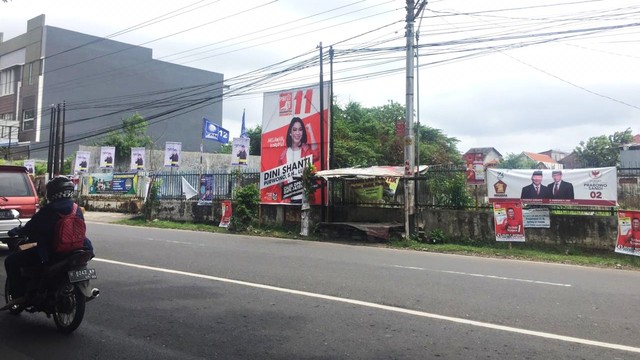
<box><xmin>203</xmin><ymin>118</ymin><xmax>229</xmax><ymax>143</ymax></box>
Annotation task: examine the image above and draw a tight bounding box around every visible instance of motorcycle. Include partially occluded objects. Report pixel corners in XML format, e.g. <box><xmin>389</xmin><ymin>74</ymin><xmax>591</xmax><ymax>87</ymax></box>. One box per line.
<box><xmin>1</xmin><ymin>209</ymin><xmax>99</xmax><ymax>334</ymax></box>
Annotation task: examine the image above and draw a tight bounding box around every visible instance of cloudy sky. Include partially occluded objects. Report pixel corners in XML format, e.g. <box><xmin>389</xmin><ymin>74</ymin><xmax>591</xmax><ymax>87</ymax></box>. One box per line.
<box><xmin>2</xmin><ymin>0</ymin><xmax>639</xmax><ymax>158</ymax></box>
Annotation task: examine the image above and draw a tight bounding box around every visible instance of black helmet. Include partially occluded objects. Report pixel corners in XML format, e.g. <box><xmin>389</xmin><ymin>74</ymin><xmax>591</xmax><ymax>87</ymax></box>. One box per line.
<box><xmin>46</xmin><ymin>176</ymin><xmax>75</xmax><ymax>201</ymax></box>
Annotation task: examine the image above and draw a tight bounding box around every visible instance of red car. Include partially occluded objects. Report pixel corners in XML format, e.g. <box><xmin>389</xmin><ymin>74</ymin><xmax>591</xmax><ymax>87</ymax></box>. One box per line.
<box><xmin>0</xmin><ymin>165</ymin><xmax>40</xmax><ymax>249</ymax></box>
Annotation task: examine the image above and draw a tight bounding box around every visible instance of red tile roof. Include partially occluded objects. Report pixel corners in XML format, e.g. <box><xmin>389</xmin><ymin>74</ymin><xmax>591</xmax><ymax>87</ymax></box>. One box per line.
<box><xmin>523</xmin><ymin>152</ymin><xmax>557</xmax><ymax>163</ymax></box>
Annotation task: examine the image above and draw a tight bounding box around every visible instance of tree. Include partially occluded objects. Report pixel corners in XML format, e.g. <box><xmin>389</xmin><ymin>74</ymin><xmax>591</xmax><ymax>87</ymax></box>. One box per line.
<box><xmin>332</xmin><ymin>100</ymin><xmax>461</xmax><ymax>168</ymax></box>
<box><xmin>500</xmin><ymin>152</ymin><xmax>537</xmax><ymax>169</ymax></box>
<box><xmin>219</xmin><ymin>143</ymin><xmax>232</xmax><ymax>154</ymax></box>
<box><xmin>96</xmin><ymin>113</ymin><xmax>153</xmax><ymax>169</ymax></box>
<box><xmin>246</xmin><ymin>125</ymin><xmax>262</xmax><ymax>155</ymax></box>
<box><xmin>416</xmin><ymin>125</ymin><xmax>462</xmax><ymax>166</ymax></box>
<box><xmin>574</xmin><ymin>128</ymin><xmax>633</xmax><ymax>167</ymax></box>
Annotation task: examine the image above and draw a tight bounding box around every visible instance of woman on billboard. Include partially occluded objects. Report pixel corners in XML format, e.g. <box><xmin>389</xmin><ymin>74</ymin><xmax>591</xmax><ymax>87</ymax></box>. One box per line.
<box><xmin>278</xmin><ymin>117</ymin><xmax>319</xmax><ymax>165</ymax></box>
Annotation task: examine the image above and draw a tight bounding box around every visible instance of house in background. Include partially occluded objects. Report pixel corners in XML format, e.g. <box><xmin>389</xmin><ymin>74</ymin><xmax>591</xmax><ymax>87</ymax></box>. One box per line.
<box><xmin>558</xmin><ymin>151</ymin><xmax>583</xmax><ymax>169</ymax></box>
<box><xmin>522</xmin><ymin>151</ymin><xmax>562</xmax><ymax>169</ymax></box>
<box><xmin>538</xmin><ymin>149</ymin><xmax>570</xmax><ymax>162</ymax></box>
<box><xmin>620</xmin><ymin>133</ymin><xmax>640</xmax><ymax>169</ymax></box>
<box><xmin>463</xmin><ymin>147</ymin><xmax>503</xmax><ymax>167</ymax></box>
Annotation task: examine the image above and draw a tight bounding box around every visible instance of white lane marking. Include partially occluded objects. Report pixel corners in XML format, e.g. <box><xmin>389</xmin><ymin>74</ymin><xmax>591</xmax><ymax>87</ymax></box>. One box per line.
<box><xmin>93</xmin><ymin>258</ymin><xmax>639</xmax><ymax>354</ymax></box>
<box><xmin>392</xmin><ymin>265</ymin><xmax>572</xmax><ymax>287</ymax></box>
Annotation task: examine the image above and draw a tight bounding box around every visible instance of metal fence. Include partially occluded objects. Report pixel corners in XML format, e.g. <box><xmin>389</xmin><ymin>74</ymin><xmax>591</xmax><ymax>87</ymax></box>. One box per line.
<box><xmin>152</xmin><ymin>170</ymin><xmax>260</xmax><ymax>200</ymax></box>
<box><xmin>81</xmin><ymin>166</ymin><xmax>640</xmax><ymax>212</ymax></box>
<box><xmin>326</xmin><ymin>165</ymin><xmax>640</xmax><ymax>214</ymax></box>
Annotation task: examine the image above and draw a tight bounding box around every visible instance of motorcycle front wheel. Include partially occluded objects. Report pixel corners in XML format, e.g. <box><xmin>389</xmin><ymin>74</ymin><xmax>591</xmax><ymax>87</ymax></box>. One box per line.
<box><xmin>53</xmin><ymin>285</ymin><xmax>86</xmax><ymax>334</ymax></box>
<box><xmin>4</xmin><ymin>278</ymin><xmax>24</xmax><ymax>315</ymax></box>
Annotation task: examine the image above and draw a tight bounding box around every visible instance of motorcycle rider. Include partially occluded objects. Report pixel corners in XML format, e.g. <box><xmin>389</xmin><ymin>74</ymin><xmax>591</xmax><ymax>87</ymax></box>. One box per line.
<box><xmin>4</xmin><ymin>176</ymin><xmax>94</xmax><ymax>306</ymax></box>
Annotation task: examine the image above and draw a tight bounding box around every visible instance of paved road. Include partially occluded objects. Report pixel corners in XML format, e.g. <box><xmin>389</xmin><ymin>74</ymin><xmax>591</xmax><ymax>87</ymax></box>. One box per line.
<box><xmin>1</xmin><ymin>221</ymin><xmax>640</xmax><ymax>359</ymax></box>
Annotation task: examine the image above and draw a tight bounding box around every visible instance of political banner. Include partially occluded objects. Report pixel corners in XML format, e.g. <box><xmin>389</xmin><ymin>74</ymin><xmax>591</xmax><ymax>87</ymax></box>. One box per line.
<box><xmin>615</xmin><ymin>210</ymin><xmax>640</xmax><ymax>256</ymax></box>
<box><xmin>100</xmin><ymin>146</ymin><xmax>115</xmax><ymax>169</ymax></box>
<box><xmin>219</xmin><ymin>200</ymin><xmax>232</xmax><ymax>227</ymax></box>
<box><xmin>130</xmin><ymin>147</ymin><xmax>145</xmax><ymax>171</ymax></box>
<box><xmin>88</xmin><ymin>173</ymin><xmax>113</xmax><ymax>194</ymax></box>
<box><xmin>202</xmin><ymin>118</ymin><xmax>229</xmax><ymax>144</ymax></box>
<box><xmin>493</xmin><ymin>201</ymin><xmax>525</xmax><ymax>242</ymax></box>
<box><xmin>522</xmin><ymin>207</ymin><xmax>551</xmax><ymax>228</ymax></box>
<box><xmin>198</xmin><ymin>175</ymin><xmax>214</xmax><ymax>205</ymax></box>
<box><xmin>164</xmin><ymin>142</ymin><xmax>182</xmax><ymax>168</ymax></box>
<box><xmin>260</xmin><ymin>83</ymin><xmax>329</xmax><ymax>205</ymax></box>
<box><xmin>23</xmin><ymin>159</ymin><xmax>35</xmax><ymax>175</ymax></box>
<box><xmin>347</xmin><ymin>177</ymin><xmax>400</xmax><ymax>203</ymax></box>
<box><xmin>231</xmin><ymin>137</ymin><xmax>250</xmax><ymax>166</ymax></box>
<box><xmin>465</xmin><ymin>152</ymin><xmax>485</xmax><ymax>185</ymax></box>
<box><xmin>486</xmin><ymin>167</ymin><xmax>617</xmax><ymax>206</ymax></box>
<box><xmin>111</xmin><ymin>173</ymin><xmax>138</xmax><ymax>195</ymax></box>
<box><xmin>74</xmin><ymin>151</ymin><xmax>91</xmax><ymax>173</ymax></box>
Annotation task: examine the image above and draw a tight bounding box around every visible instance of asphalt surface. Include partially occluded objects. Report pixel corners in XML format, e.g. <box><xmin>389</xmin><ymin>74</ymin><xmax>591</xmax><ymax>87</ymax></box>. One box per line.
<box><xmin>2</xmin><ymin>218</ymin><xmax>640</xmax><ymax>359</ymax></box>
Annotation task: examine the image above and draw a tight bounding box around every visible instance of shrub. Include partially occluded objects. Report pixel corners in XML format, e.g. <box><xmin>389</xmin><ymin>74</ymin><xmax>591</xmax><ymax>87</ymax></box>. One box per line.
<box><xmin>230</xmin><ymin>184</ymin><xmax>260</xmax><ymax>231</ymax></box>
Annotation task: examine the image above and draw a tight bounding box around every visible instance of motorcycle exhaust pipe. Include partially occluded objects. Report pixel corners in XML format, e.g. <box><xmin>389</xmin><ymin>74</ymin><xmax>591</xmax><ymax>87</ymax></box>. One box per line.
<box><xmin>86</xmin><ymin>288</ymin><xmax>100</xmax><ymax>302</ymax></box>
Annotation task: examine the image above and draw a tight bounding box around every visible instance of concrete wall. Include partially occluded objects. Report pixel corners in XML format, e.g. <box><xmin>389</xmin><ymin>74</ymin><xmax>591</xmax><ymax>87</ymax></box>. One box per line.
<box><xmin>327</xmin><ymin>205</ymin><xmax>617</xmax><ymax>249</ymax></box>
<box><xmin>80</xmin><ymin>196</ymin><xmax>618</xmax><ymax>250</ymax></box>
<box><xmin>417</xmin><ymin>209</ymin><xmax>616</xmax><ymax>249</ymax></box>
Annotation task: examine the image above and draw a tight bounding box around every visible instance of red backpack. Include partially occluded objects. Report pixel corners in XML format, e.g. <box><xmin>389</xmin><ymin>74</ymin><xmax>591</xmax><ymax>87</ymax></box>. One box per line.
<box><xmin>53</xmin><ymin>203</ymin><xmax>86</xmax><ymax>253</ymax></box>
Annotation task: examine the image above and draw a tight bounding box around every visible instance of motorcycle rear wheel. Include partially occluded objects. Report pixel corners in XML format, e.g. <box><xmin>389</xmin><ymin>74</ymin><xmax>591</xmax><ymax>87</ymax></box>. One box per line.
<box><xmin>4</xmin><ymin>278</ymin><xmax>24</xmax><ymax>315</ymax></box>
<box><xmin>53</xmin><ymin>285</ymin><xmax>86</xmax><ymax>334</ymax></box>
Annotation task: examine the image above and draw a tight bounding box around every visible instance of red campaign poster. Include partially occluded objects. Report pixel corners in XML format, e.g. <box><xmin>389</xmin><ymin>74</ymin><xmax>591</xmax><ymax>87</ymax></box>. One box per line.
<box><xmin>219</xmin><ymin>200</ymin><xmax>232</xmax><ymax>228</ymax></box>
<box><xmin>615</xmin><ymin>210</ymin><xmax>640</xmax><ymax>256</ymax></box>
<box><xmin>465</xmin><ymin>152</ymin><xmax>485</xmax><ymax>185</ymax></box>
<box><xmin>260</xmin><ymin>84</ymin><xmax>329</xmax><ymax>205</ymax></box>
<box><xmin>493</xmin><ymin>201</ymin><xmax>525</xmax><ymax>242</ymax></box>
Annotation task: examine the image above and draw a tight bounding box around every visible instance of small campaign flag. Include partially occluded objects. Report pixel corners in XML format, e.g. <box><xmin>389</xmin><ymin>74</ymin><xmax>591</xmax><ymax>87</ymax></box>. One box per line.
<box><xmin>240</xmin><ymin>109</ymin><xmax>248</xmax><ymax>139</ymax></box>
<box><xmin>202</xmin><ymin>118</ymin><xmax>229</xmax><ymax>144</ymax></box>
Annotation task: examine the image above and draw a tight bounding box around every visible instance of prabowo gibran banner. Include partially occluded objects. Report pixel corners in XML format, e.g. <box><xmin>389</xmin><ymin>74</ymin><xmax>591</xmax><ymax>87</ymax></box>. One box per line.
<box><xmin>260</xmin><ymin>84</ymin><xmax>329</xmax><ymax>205</ymax></box>
<box><xmin>486</xmin><ymin>167</ymin><xmax>617</xmax><ymax>206</ymax></box>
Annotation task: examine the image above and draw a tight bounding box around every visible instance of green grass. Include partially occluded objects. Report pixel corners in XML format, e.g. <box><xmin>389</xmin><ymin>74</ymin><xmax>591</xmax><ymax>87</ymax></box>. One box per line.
<box><xmin>118</xmin><ymin>217</ymin><xmax>324</xmax><ymax>241</ymax></box>
<box><xmin>117</xmin><ymin>217</ymin><xmax>640</xmax><ymax>271</ymax></box>
<box><xmin>389</xmin><ymin>238</ymin><xmax>640</xmax><ymax>270</ymax></box>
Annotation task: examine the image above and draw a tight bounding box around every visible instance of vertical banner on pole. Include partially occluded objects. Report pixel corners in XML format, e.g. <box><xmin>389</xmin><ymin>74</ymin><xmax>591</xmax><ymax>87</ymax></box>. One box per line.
<box><xmin>164</xmin><ymin>142</ymin><xmax>182</xmax><ymax>168</ymax></box>
<box><xmin>219</xmin><ymin>200</ymin><xmax>232</xmax><ymax>227</ymax></box>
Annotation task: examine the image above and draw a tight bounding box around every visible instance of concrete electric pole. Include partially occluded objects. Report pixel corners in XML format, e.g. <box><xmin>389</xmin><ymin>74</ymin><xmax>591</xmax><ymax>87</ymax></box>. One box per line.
<box><xmin>404</xmin><ymin>0</ymin><xmax>427</xmax><ymax>238</ymax></box>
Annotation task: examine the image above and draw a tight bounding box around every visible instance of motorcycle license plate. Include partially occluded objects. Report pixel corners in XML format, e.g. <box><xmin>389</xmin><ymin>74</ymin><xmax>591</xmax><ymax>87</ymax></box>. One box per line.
<box><xmin>68</xmin><ymin>268</ymin><xmax>97</xmax><ymax>283</ymax></box>
<box><xmin>0</xmin><ymin>210</ymin><xmax>14</xmax><ymax>219</ymax></box>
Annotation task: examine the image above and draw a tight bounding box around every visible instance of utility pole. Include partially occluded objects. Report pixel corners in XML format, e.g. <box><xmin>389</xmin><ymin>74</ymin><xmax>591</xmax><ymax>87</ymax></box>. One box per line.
<box><xmin>60</xmin><ymin>101</ymin><xmax>66</xmax><ymax>173</ymax></box>
<box><xmin>318</xmin><ymin>42</ymin><xmax>326</xmax><ymax>221</ymax></box>
<box><xmin>47</xmin><ymin>104</ymin><xmax>57</xmax><ymax>177</ymax></box>
<box><xmin>404</xmin><ymin>0</ymin><xmax>427</xmax><ymax>238</ymax></box>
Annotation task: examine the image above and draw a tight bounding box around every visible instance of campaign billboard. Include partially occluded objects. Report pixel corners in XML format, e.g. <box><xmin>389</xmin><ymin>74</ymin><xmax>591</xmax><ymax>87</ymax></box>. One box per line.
<box><xmin>486</xmin><ymin>167</ymin><xmax>617</xmax><ymax>206</ymax></box>
<box><xmin>100</xmin><ymin>146</ymin><xmax>115</xmax><ymax>169</ymax></box>
<box><xmin>260</xmin><ymin>84</ymin><xmax>329</xmax><ymax>205</ymax></box>
<box><xmin>465</xmin><ymin>152</ymin><xmax>485</xmax><ymax>185</ymax></box>
<box><xmin>164</xmin><ymin>142</ymin><xmax>182</xmax><ymax>168</ymax></box>
<box><xmin>493</xmin><ymin>201</ymin><xmax>525</xmax><ymax>242</ymax></box>
<box><xmin>130</xmin><ymin>147</ymin><xmax>145</xmax><ymax>171</ymax></box>
<box><xmin>616</xmin><ymin>210</ymin><xmax>640</xmax><ymax>256</ymax></box>
<box><xmin>74</xmin><ymin>151</ymin><xmax>91</xmax><ymax>173</ymax></box>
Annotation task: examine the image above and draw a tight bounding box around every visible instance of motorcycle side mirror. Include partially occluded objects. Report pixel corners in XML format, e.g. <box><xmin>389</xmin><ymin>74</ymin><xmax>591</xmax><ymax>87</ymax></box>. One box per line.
<box><xmin>9</xmin><ymin>209</ymin><xmax>20</xmax><ymax>219</ymax></box>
